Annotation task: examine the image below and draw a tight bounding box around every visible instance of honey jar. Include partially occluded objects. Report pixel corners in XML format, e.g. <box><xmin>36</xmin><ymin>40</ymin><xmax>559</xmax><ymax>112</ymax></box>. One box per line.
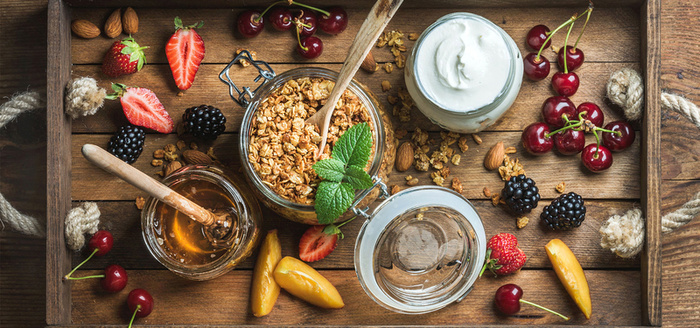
<box><xmin>141</xmin><ymin>165</ymin><xmax>262</xmax><ymax>280</ymax></box>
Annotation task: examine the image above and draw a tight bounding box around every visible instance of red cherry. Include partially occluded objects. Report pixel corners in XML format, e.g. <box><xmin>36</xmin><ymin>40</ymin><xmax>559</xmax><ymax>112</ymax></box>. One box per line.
<box><xmin>128</xmin><ymin>289</ymin><xmax>154</xmax><ymax>318</ymax></box>
<box><xmin>522</xmin><ymin>122</ymin><xmax>553</xmax><ymax>155</ymax></box>
<box><xmin>268</xmin><ymin>7</ymin><xmax>293</xmax><ymax>31</ymax></box>
<box><xmin>551</xmin><ymin>72</ymin><xmax>579</xmax><ymax>97</ymax></box>
<box><xmin>557</xmin><ymin>45</ymin><xmax>585</xmax><ymax>72</ymax></box>
<box><xmin>101</xmin><ymin>264</ymin><xmax>128</xmax><ymax>292</ymax></box>
<box><xmin>602</xmin><ymin>121</ymin><xmax>636</xmax><ymax>151</ymax></box>
<box><xmin>523</xmin><ymin>53</ymin><xmax>550</xmax><ymax>81</ymax></box>
<box><xmin>581</xmin><ymin>144</ymin><xmax>613</xmax><ymax>172</ymax></box>
<box><xmin>297</xmin><ymin>36</ymin><xmax>323</xmax><ymax>59</ymax></box>
<box><xmin>88</xmin><ymin>230</ymin><xmax>113</xmax><ymax>256</ymax></box>
<box><xmin>318</xmin><ymin>7</ymin><xmax>348</xmax><ymax>35</ymax></box>
<box><xmin>237</xmin><ymin>10</ymin><xmax>264</xmax><ymax>38</ymax></box>
<box><xmin>495</xmin><ymin>284</ymin><xmax>569</xmax><ymax>320</ymax></box>
<box><xmin>576</xmin><ymin>102</ymin><xmax>604</xmax><ymax>129</ymax></box>
<box><xmin>526</xmin><ymin>25</ymin><xmax>551</xmax><ymax>51</ymax></box>
<box><xmin>553</xmin><ymin>129</ymin><xmax>586</xmax><ymax>155</ymax></box>
<box><xmin>542</xmin><ymin>96</ymin><xmax>576</xmax><ymax>128</ymax></box>
<box><xmin>295</xmin><ymin>10</ymin><xmax>317</xmax><ymax>37</ymax></box>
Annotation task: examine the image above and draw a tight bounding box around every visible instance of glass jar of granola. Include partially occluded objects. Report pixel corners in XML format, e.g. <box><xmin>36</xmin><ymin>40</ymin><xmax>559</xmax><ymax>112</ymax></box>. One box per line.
<box><xmin>232</xmin><ymin>66</ymin><xmax>396</xmax><ymax>225</ymax></box>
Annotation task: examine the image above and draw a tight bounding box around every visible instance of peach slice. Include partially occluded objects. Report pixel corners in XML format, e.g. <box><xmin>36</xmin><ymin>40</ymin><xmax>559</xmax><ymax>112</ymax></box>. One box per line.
<box><xmin>273</xmin><ymin>256</ymin><xmax>344</xmax><ymax>309</ymax></box>
<box><xmin>545</xmin><ymin>239</ymin><xmax>591</xmax><ymax>319</ymax></box>
<box><xmin>250</xmin><ymin>230</ymin><xmax>282</xmax><ymax>317</ymax></box>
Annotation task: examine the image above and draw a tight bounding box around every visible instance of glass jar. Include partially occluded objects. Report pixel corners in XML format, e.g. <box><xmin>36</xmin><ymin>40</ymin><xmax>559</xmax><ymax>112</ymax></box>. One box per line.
<box><xmin>405</xmin><ymin>12</ymin><xmax>523</xmax><ymax>133</ymax></box>
<box><xmin>141</xmin><ymin>165</ymin><xmax>262</xmax><ymax>281</ymax></box>
<box><xmin>354</xmin><ymin>185</ymin><xmax>487</xmax><ymax>314</ymax></box>
<box><xmin>225</xmin><ymin>61</ymin><xmax>396</xmax><ymax>225</ymax></box>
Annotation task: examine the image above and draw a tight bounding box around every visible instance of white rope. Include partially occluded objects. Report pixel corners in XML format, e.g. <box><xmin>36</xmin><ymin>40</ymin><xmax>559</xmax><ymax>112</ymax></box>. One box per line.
<box><xmin>64</xmin><ymin>202</ymin><xmax>101</xmax><ymax>251</ymax></box>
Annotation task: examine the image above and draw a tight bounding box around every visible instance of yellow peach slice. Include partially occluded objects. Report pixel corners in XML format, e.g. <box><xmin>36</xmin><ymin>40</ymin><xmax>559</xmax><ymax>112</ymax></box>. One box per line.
<box><xmin>250</xmin><ymin>230</ymin><xmax>282</xmax><ymax>317</ymax></box>
<box><xmin>545</xmin><ymin>239</ymin><xmax>591</xmax><ymax>319</ymax></box>
<box><xmin>273</xmin><ymin>256</ymin><xmax>344</xmax><ymax>309</ymax></box>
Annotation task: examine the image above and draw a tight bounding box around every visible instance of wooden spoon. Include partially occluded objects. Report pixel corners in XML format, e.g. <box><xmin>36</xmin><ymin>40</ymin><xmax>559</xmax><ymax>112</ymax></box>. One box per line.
<box><xmin>306</xmin><ymin>0</ymin><xmax>404</xmax><ymax>157</ymax></box>
<box><xmin>81</xmin><ymin>144</ymin><xmax>230</xmax><ymax>236</ymax></box>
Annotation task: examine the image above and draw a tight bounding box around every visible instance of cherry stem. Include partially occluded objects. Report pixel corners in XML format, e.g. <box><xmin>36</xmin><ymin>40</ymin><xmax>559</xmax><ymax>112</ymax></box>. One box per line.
<box><xmin>128</xmin><ymin>304</ymin><xmax>141</xmax><ymax>328</ymax></box>
<box><xmin>573</xmin><ymin>2</ymin><xmax>594</xmax><ymax>50</ymax></box>
<box><xmin>536</xmin><ymin>17</ymin><xmax>575</xmax><ymax>60</ymax></box>
<box><xmin>546</xmin><ymin>119</ymin><xmax>584</xmax><ymax>138</ymax></box>
<box><xmin>256</xmin><ymin>0</ymin><xmax>330</xmax><ymax>23</ymax></box>
<box><xmin>65</xmin><ymin>274</ymin><xmax>105</xmax><ymax>280</ymax></box>
<box><xmin>520</xmin><ymin>299</ymin><xmax>570</xmax><ymax>320</ymax></box>
<box><xmin>295</xmin><ymin>27</ymin><xmax>307</xmax><ymax>52</ymax></box>
<box><xmin>63</xmin><ymin>248</ymin><xmax>98</xmax><ymax>280</ymax></box>
<box><xmin>563</xmin><ymin>17</ymin><xmax>575</xmax><ymax>74</ymax></box>
<box><xmin>294</xmin><ymin>19</ymin><xmax>312</xmax><ymax>29</ymax></box>
<box><xmin>593</xmin><ymin>130</ymin><xmax>601</xmax><ymax>157</ymax></box>
<box><xmin>335</xmin><ymin>216</ymin><xmax>357</xmax><ymax>229</ymax></box>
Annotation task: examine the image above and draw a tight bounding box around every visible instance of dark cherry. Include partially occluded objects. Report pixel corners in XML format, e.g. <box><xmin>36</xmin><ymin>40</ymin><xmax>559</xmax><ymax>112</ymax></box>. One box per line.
<box><xmin>523</xmin><ymin>53</ymin><xmax>551</xmax><ymax>81</ymax></box>
<box><xmin>522</xmin><ymin>122</ymin><xmax>554</xmax><ymax>155</ymax></box>
<box><xmin>268</xmin><ymin>7</ymin><xmax>293</xmax><ymax>31</ymax></box>
<box><xmin>557</xmin><ymin>45</ymin><xmax>585</xmax><ymax>72</ymax></box>
<box><xmin>542</xmin><ymin>96</ymin><xmax>576</xmax><ymax>128</ymax></box>
<box><xmin>318</xmin><ymin>7</ymin><xmax>348</xmax><ymax>35</ymax></box>
<box><xmin>495</xmin><ymin>284</ymin><xmax>569</xmax><ymax>320</ymax></box>
<box><xmin>237</xmin><ymin>10</ymin><xmax>264</xmax><ymax>38</ymax></box>
<box><xmin>577</xmin><ymin>102</ymin><xmax>604</xmax><ymax>129</ymax></box>
<box><xmin>88</xmin><ymin>230</ymin><xmax>114</xmax><ymax>256</ymax></box>
<box><xmin>551</xmin><ymin>71</ymin><xmax>580</xmax><ymax>97</ymax></box>
<box><xmin>526</xmin><ymin>25</ymin><xmax>551</xmax><ymax>51</ymax></box>
<box><xmin>581</xmin><ymin>144</ymin><xmax>613</xmax><ymax>172</ymax></box>
<box><xmin>602</xmin><ymin>121</ymin><xmax>636</xmax><ymax>151</ymax></box>
<box><xmin>295</xmin><ymin>10</ymin><xmax>317</xmax><ymax>37</ymax></box>
<box><xmin>101</xmin><ymin>264</ymin><xmax>128</xmax><ymax>292</ymax></box>
<box><xmin>128</xmin><ymin>289</ymin><xmax>154</xmax><ymax>318</ymax></box>
<box><xmin>297</xmin><ymin>36</ymin><xmax>323</xmax><ymax>59</ymax></box>
<box><xmin>553</xmin><ymin>129</ymin><xmax>586</xmax><ymax>155</ymax></box>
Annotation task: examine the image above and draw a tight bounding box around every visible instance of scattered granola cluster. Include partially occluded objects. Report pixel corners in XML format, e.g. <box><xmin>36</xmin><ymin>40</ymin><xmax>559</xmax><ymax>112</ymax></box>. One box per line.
<box><xmin>387</xmin><ymin>88</ymin><xmax>414</xmax><ymax>122</ymax></box>
<box><xmin>376</xmin><ymin>30</ymin><xmax>408</xmax><ymax>69</ymax></box>
<box><xmin>235</xmin><ymin>48</ymin><xmax>258</xmax><ymax>67</ymax></box>
<box><xmin>556</xmin><ymin>181</ymin><xmax>566</xmax><ymax>193</ymax></box>
<box><xmin>498</xmin><ymin>155</ymin><xmax>526</xmax><ymax>181</ymax></box>
<box><xmin>150</xmin><ymin>140</ymin><xmax>213</xmax><ymax>177</ymax></box>
<box><xmin>248</xmin><ymin>77</ymin><xmax>373</xmax><ymax>205</ymax></box>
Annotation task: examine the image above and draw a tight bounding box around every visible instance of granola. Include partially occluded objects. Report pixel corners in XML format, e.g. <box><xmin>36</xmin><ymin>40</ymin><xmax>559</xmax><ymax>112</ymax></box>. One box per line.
<box><xmin>248</xmin><ymin>77</ymin><xmax>373</xmax><ymax>205</ymax></box>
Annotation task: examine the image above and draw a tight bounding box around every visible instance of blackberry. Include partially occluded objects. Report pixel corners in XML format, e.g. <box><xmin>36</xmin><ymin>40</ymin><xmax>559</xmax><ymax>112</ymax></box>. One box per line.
<box><xmin>182</xmin><ymin>105</ymin><xmax>226</xmax><ymax>140</ymax></box>
<box><xmin>501</xmin><ymin>174</ymin><xmax>540</xmax><ymax>214</ymax></box>
<box><xmin>541</xmin><ymin>192</ymin><xmax>586</xmax><ymax>230</ymax></box>
<box><xmin>107</xmin><ymin>125</ymin><xmax>146</xmax><ymax>164</ymax></box>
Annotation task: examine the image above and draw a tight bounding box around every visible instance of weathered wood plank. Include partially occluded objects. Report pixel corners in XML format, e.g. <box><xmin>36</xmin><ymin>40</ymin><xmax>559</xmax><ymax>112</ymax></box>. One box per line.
<box><xmin>71</xmin><ymin>200</ymin><xmax>641</xmax><ymax>270</ymax></box>
<box><xmin>70</xmin><ymin>132</ymin><xmax>641</xmax><ymax>201</ymax></box>
<box><xmin>70</xmin><ymin>7</ymin><xmax>640</xmax><ymax>64</ymax></box>
<box><xmin>70</xmin><ymin>62</ymin><xmax>639</xmax><ymax>134</ymax></box>
<box><xmin>71</xmin><ymin>269</ymin><xmax>641</xmax><ymax>326</ymax></box>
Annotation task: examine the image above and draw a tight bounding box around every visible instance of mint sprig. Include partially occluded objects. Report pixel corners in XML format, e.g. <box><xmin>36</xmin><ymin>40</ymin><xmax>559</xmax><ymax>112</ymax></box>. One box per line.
<box><xmin>312</xmin><ymin>122</ymin><xmax>373</xmax><ymax>224</ymax></box>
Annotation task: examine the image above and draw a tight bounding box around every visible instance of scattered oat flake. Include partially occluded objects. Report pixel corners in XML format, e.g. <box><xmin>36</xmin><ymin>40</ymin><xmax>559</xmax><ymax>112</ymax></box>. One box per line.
<box><xmin>176</xmin><ymin>140</ymin><xmax>187</xmax><ymax>150</ymax></box>
<box><xmin>407</xmin><ymin>177</ymin><xmax>419</xmax><ymax>186</ymax></box>
<box><xmin>432</xmin><ymin>175</ymin><xmax>445</xmax><ymax>187</ymax></box>
<box><xmin>556</xmin><ymin>181</ymin><xmax>566</xmax><ymax>193</ymax></box>
<box><xmin>451</xmin><ymin>154</ymin><xmax>461</xmax><ymax>165</ymax></box>
<box><xmin>395</xmin><ymin>129</ymin><xmax>407</xmax><ymax>139</ymax></box>
<box><xmin>135</xmin><ymin>196</ymin><xmax>145</xmax><ymax>210</ymax></box>
<box><xmin>517</xmin><ymin>216</ymin><xmax>529</xmax><ymax>229</ymax></box>
<box><xmin>472</xmin><ymin>134</ymin><xmax>483</xmax><ymax>145</ymax></box>
<box><xmin>206</xmin><ymin>147</ymin><xmax>218</xmax><ymax>161</ymax></box>
<box><xmin>408</xmin><ymin>32</ymin><xmax>420</xmax><ymax>40</ymax></box>
<box><xmin>164</xmin><ymin>144</ymin><xmax>177</xmax><ymax>153</ymax></box>
<box><xmin>383</xmin><ymin>62</ymin><xmax>394</xmax><ymax>73</ymax></box>
<box><xmin>235</xmin><ymin>48</ymin><xmax>257</xmax><ymax>67</ymax></box>
<box><xmin>177</xmin><ymin>91</ymin><xmax>184</xmax><ymax>97</ymax></box>
<box><xmin>151</xmin><ymin>159</ymin><xmax>163</xmax><ymax>167</ymax></box>
<box><xmin>505</xmin><ymin>146</ymin><xmax>517</xmax><ymax>154</ymax></box>
<box><xmin>451</xmin><ymin>178</ymin><xmax>463</xmax><ymax>194</ymax></box>
<box><xmin>458</xmin><ymin>136</ymin><xmax>469</xmax><ymax>152</ymax></box>
<box><xmin>153</xmin><ymin>149</ymin><xmax>165</xmax><ymax>159</ymax></box>
<box><xmin>381</xmin><ymin>80</ymin><xmax>392</xmax><ymax>92</ymax></box>
<box><xmin>491</xmin><ymin>194</ymin><xmax>501</xmax><ymax>206</ymax></box>
<box><xmin>483</xmin><ymin>187</ymin><xmax>491</xmax><ymax>197</ymax></box>
<box><xmin>387</xmin><ymin>95</ymin><xmax>398</xmax><ymax>105</ymax></box>
<box><xmin>190</xmin><ymin>142</ymin><xmax>198</xmax><ymax>150</ymax></box>
<box><xmin>391</xmin><ymin>185</ymin><xmax>401</xmax><ymax>195</ymax></box>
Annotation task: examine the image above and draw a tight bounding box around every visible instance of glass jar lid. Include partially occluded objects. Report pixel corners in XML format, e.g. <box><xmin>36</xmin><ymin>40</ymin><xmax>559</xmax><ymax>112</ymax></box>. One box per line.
<box><xmin>354</xmin><ymin>186</ymin><xmax>486</xmax><ymax>314</ymax></box>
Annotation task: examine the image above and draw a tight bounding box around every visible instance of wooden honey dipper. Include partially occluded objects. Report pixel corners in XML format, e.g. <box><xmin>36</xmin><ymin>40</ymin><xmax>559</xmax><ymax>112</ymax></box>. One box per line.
<box><xmin>81</xmin><ymin>144</ymin><xmax>235</xmax><ymax>245</ymax></box>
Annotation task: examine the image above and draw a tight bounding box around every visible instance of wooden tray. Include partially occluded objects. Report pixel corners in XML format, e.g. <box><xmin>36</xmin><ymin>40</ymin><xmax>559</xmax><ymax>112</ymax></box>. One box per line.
<box><xmin>46</xmin><ymin>0</ymin><xmax>661</xmax><ymax>326</ymax></box>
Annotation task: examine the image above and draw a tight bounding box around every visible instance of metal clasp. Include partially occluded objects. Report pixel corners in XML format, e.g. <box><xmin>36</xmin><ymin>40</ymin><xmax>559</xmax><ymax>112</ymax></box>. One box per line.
<box><xmin>218</xmin><ymin>50</ymin><xmax>276</xmax><ymax>107</ymax></box>
<box><xmin>351</xmin><ymin>177</ymin><xmax>390</xmax><ymax>219</ymax></box>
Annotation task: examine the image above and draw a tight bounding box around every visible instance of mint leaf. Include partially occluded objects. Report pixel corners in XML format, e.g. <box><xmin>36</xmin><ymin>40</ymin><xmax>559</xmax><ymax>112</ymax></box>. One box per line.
<box><xmin>332</xmin><ymin>122</ymin><xmax>372</xmax><ymax>168</ymax></box>
<box><xmin>315</xmin><ymin>181</ymin><xmax>354</xmax><ymax>224</ymax></box>
<box><xmin>312</xmin><ymin>158</ymin><xmax>345</xmax><ymax>182</ymax></box>
<box><xmin>343</xmin><ymin>165</ymin><xmax>373</xmax><ymax>189</ymax></box>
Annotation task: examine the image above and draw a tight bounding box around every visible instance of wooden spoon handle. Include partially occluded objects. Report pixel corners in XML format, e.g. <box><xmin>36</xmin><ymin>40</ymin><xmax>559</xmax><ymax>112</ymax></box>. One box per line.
<box><xmin>81</xmin><ymin>144</ymin><xmax>215</xmax><ymax>226</ymax></box>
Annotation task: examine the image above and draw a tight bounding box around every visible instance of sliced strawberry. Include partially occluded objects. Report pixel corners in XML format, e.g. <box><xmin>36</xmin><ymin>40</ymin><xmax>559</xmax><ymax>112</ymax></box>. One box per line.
<box><xmin>106</xmin><ymin>83</ymin><xmax>174</xmax><ymax>133</ymax></box>
<box><xmin>299</xmin><ymin>225</ymin><xmax>339</xmax><ymax>262</ymax></box>
<box><xmin>165</xmin><ymin>17</ymin><xmax>205</xmax><ymax>90</ymax></box>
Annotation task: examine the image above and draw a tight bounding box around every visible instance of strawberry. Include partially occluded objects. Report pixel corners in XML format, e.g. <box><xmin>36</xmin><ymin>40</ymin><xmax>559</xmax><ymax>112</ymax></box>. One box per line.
<box><xmin>299</xmin><ymin>217</ymin><xmax>356</xmax><ymax>262</ymax></box>
<box><xmin>480</xmin><ymin>233</ymin><xmax>527</xmax><ymax>276</ymax></box>
<box><xmin>105</xmin><ymin>83</ymin><xmax>174</xmax><ymax>133</ymax></box>
<box><xmin>102</xmin><ymin>36</ymin><xmax>148</xmax><ymax>77</ymax></box>
<box><xmin>165</xmin><ymin>17</ymin><xmax>205</xmax><ymax>90</ymax></box>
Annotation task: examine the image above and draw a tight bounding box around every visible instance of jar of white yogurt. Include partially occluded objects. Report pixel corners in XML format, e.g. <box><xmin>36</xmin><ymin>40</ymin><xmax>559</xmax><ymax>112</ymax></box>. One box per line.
<box><xmin>405</xmin><ymin>13</ymin><xmax>523</xmax><ymax>133</ymax></box>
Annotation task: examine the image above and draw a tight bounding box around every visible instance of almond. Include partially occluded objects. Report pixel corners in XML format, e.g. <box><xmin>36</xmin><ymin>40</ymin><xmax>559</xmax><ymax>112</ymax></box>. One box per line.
<box><xmin>164</xmin><ymin>161</ymin><xmax>183</xmax><ymax>176</ymax></box>
<box><xmin>71</xmin><ymin>19</ymin><xmax>100</xmax><ymax>39</ymax></box>
<box><xmin>182</xmin><ymin>149</ymin><xmax>213</xmax><ymax>165</ymax></box>
<box><xmin>484</xmin><ymin>141</ymin><xmax>505</xmax><ymax>170</ymax></box>
<box><xmin>395</xmin><ymin>142</ymin><xmax>414</xmax><ymax>172</ymax></box>
<box><xmin>104</xmin><ymin>8</ymin><xmax>122</xmax><ymax>38</ymax></box>
<box><xmin>122</xmin><ymin>7</ymin><xmax>139</xmax><ymax>34</ymax></box>
<box><xmin>361</xmin><ymin>51</ymin><xmax>378</xmax><ymax>73</ymax></box>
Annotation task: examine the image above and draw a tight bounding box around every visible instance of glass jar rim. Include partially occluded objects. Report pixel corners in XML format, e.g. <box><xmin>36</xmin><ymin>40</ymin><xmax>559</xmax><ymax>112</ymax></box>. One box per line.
<box><xmin>239</xmin><ymin>67</ymin><xmax>386</xmax><ymax>214</ymax></box>
<box><xmin>410</xmin><ymin>12</ymin><xmax>519</xmax><ymax>118</ymax></box>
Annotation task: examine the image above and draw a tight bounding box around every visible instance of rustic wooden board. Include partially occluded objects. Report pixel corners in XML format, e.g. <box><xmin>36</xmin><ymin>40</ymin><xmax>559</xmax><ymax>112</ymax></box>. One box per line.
<box><xmin>70</xmin><ymin>270</ymin><xmax>641</xmax><ymax>326</ymax></box>
<box><xmin>72</xmin><ymin>200</ymin><xmax>641</xmax><ymax>270</ymax></box>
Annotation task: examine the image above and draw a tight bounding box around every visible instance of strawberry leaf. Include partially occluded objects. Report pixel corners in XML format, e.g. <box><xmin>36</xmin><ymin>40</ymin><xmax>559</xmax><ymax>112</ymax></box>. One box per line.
<box><xmin>331</xmin><ymin>122</ymin><xmax>372</xmax><ymax>168</ymax></box>
<box><xmin>343</xmin><ymin>165</ymin><xmax>373</xmax><ymax>189</ymax></box>
<box><xmin>322</xmin><ymin>224</ymin><xmax>344</xmax><ymax>239</ymax></box>
<box><xmin>315</xmin><ymin>181</ymin><xmax>354</xmax><ymax>225</ymax></box>
<box><xmin>312</xmin><ymin>158</ymin><xmax>345</xmax><ymax>182</ymax></box>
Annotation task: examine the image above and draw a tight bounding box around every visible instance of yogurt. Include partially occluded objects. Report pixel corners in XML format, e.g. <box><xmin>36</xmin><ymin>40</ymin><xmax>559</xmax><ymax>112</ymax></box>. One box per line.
<box><xmin>405</xmin><ymin>13</ymin><xmax>523</xmax><ymax>133</ymax></box>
